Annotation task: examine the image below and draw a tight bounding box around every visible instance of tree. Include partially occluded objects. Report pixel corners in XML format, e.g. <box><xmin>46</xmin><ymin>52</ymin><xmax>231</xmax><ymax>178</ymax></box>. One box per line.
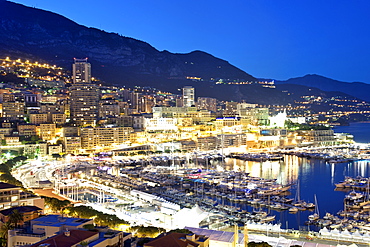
<box><xmin>43</xmin><ymin>197</ymin><xmax>71</xmax><ymax>212</ymax></box>
<box><xmin>66</xmin><ymin>205</ymin><xmax>97</xmax><ymax>219</ymax></box>
<box><xmin>285</xmin><ymin>120</ymin><xmax>330</xmax><ymax>131</ymax></box>
<box><xmin>62</xmin><ymin>205</ymin><xmax>129</xmax><ymax>228</ymax></box>
<box><xmin>0</xmin><ymin>237</ymin><xmax>6</xmax><ymax>247</ymax></box>
<box><xmin>8</xmin><ymin>150</ymin><xmax>19</xmax><ymax>156</ymax></box>
<box><xmin>30</xmin><ymin>136</ymin><xmax>40</xmax><ymax>142</ymax></box>
<box><xmin>94</xmin><ymin>212</ymin><xmax>129</xmax><ymax>228</ymax></box>
<box><xmin>168</xmin><ymin>229</ymin><xmax>193</xmax><ymax>234</ymax></box>
<box><xmin>0</xmin><ymin>165</ymin><xmax>9</xmax><ymax>174</ymax></box>
<box><xmin>0</xmin><ymin>222</ymin><xmax>12</xmax><ymax>246</ymax></box>
<box><xmin>129</xmin><ymin>226</ymin><xmax>166</xmax><ymax>238</ymax></box>
<box><xmin>8</xmin><ymin>209</ymin><xmax>23</xmax><ymax>228</ymax></box>
<box><xmin>78</xmin><ymin>241</ymin><xmax>89</xmax><ymax>246</ymax></box>
<box><xmin>12</xmin><ymin>156</ymin><xmax>27</xmax><ymax>163</ymax></box>
<box><xmin>0</xmin><ymin>173</ymin><xmax>22</xmax><ymax>187</ymax></box>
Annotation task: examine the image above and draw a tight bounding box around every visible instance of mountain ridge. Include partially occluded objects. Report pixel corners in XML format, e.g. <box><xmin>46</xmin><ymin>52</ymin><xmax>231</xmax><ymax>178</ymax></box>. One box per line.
<box><xmin>0</xmin><ymin>0</ymin><xmax>256</xmax><ymax>89</ymax></box>
<box><xmin>274</xmin><ymin>74</ymin><xmax>370</xmax><ymax>102</ymax></box>
<box><xmin>1</xmin><ymin>0</ymin><xmax>369</xmax><ymax>107</ymax></box>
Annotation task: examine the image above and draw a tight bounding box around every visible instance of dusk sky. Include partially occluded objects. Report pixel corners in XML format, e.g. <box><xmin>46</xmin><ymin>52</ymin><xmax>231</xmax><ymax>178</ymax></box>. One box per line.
<box><xmin>11</xmin><ymin>0</ymin><xmax>370</xmax><ymax>83</ymax></box>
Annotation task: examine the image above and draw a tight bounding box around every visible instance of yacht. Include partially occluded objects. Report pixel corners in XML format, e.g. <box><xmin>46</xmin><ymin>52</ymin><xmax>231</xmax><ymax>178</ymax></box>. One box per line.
<box><xmin>289</xmin><ymin>206</ymin><xmax>298</xmax><ymax>213</ymax></box>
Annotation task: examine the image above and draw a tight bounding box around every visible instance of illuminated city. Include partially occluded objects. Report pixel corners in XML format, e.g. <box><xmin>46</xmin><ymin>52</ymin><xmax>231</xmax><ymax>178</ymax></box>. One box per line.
<box><xmin>0</xmin><ymin>56</ymin><xmax>369</xmax><ymax>247</ymax></box>
<box><xmin>2</xmin><ymin>1</ymin><xmax>370</xmax><ymax>247</ymax></box>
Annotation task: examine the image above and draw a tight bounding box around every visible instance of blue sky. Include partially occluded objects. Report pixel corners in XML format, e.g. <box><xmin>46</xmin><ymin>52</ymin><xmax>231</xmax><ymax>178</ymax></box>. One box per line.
<box><xmin>11</xmin><ymin>0</ymin><xmax>370</xmax><ymax>83</ymax></box>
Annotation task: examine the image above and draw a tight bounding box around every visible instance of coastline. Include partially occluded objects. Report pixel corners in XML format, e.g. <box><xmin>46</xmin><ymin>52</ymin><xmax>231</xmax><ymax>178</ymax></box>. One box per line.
<box><xmin>334</xmin><ymin>122</ymin><xmax>370</xmax><ymax>143</ymax></box>
<box><xmin>337</xmin><ymin>121</ymin><xmax>370</xmax><ymax>126</ymax></box>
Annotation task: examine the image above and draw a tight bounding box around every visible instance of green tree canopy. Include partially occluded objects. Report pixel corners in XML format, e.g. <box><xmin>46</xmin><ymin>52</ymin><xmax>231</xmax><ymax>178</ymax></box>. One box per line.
<box><xmin>43</xmin><ymin>197</ymin><xmax>71</xmax><ymax>213</ymax></box>
<box><xmin>129</xmin><ymin>225</ymin><xmax>166</xmax><ymax>238</ymax></box>
<box><xmin>63</xmin><ymin>205</ymin><xmax>129</xmax><ymax>228</ymax></box>
<box><xmin>168</xmin><ymin>228</ymin><xmax>193</xmax><ymax>234</ymax></box>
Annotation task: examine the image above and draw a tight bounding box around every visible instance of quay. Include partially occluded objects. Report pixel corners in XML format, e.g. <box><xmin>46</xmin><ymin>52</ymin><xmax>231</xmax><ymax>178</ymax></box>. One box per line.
<box><xmin>13</xmin><ymin>146</ymin><xmax>370</xmax><ymax>246</ymax></box>
<box><xmin>277</xmin><ymin>143</ymin><xmax>370</xmax><ymax>162</ymax></box>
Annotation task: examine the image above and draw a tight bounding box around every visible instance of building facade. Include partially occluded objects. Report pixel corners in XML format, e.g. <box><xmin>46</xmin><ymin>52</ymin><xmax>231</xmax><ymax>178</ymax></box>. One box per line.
<box><xmin>69</xmin><ymin>59</ymin><xmax>99</xmax><ymax>127</ymax></box>
<box><xmin>182</xmin><ymin>86</ymin><xmax>195</xmax><ymax>107</ymax></box>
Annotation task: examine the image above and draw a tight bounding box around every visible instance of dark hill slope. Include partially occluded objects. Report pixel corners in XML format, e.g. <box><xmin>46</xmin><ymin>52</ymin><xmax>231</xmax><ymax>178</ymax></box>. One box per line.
<box><xmin>275</xmin><ymin>74</ymin><xmax>370</xmax><ymax>102</ymax></box>
<box><xmin>1</xmin><ymin>1</ymin><xmax>367</xmax><ymax>106</ymax></box>
<box><xmin>0</xmin><ymin>1</ymin><xmax>256</xmax><ymax>89</ymax></box>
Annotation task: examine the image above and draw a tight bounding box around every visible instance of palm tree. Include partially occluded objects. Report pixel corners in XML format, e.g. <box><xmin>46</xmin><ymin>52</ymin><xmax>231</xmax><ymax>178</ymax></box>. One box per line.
<box><xmin>0</xmin><ymin>221</ymin><xmax>12</xmax><ymax>246</ymax></box>
<box><xmin>0</xmin><ymin>238</ymin><xmax>6</xmax><ymax>247</ymax></box>
<box><xmin>8</xmin><ymin>209</ymin><xmax>23</xmax><ymax>228</ymax></box>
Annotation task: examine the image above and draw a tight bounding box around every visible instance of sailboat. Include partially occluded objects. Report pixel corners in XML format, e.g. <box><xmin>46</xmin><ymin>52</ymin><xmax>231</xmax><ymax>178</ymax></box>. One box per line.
<box><xmin>308</xmin><ymin>194</ymin><xmax>319</xmax><ymax>221</ymax></box>
<box><xmin>292</xmin><ymin>180</ymin><xmax>306</xmax><ymax>210</ymax></box>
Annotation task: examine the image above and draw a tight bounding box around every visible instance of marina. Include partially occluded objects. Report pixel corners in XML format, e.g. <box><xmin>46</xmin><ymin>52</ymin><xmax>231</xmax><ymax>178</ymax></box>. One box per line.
<box><xmin>11</xmin><ymin>122</ymin><xmax>370</xmax><ymax>246</ymax></box>
<box><xmin>49</xmin><ymin>150</ymin><xmax>370</xmax><ymax>232</ymax></box>
<box><xmin>11</xmin><ymin>155</ymin><xmax>370</xmax><ymax>247</ymax></box>
<box><xmin>221</xmin><ymin>156</ymin><xmax>370</xmax><ymax>230</ymax></box>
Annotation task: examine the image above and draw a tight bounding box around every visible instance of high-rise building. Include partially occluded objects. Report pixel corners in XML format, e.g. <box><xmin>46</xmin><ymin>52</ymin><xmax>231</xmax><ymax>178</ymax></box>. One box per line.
<box><xmin>69</xmin><ymin>59</ymin><xmax>99</xmax><ymax>127</ymax></box>
<box><xmin>73</xmin><ymin>58</ymin><xmax>91</xmax><ymax>83</ymax></box>
<box><xmin>224</xmin><ymin>101</ymin><xmax>238</xmax><ymax>116</ymax></box>
<box><xmin>182</xmin><ymin>86</ymin><xmax>195</xmax><ymax>107</ymax></box>
<box><xmin>197</xmin><ymin>97</ymin><xmax>217</xmax><ymax>112</ymax></box>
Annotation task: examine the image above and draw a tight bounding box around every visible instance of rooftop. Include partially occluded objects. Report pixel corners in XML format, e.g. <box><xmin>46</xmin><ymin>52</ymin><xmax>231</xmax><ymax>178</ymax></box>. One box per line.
<box><xmin>0</xmin><ymin>182</ymin><xmax>20</xmax><ymax>190</ymax></box>
<box><xmin>185</xmin><ymin>227</ymin><xmax>235</xmax><ymax>243</ymax></box>
<box><xmin>144</xmin><ymin>232</ymin><xmax>201</xmax><ymax>247</ymax></box>
<box><xmin>29</xmin><ymin>229</ymin><xmax>97</xmax><ymax>247</ymax></box>
<box><xmin>87</xmin><ymin>230</ymin><xmax>123</xmax><ymax>246</ymax></box>
<box><xmin>31</xmin><ymin>215</ymin><xmax>92</xmax><ymax>227</ymax></box>
<box><xmin>0</xmin><ymin>205</ymin><xmax>42</xmax><ymax>216</ymax></box>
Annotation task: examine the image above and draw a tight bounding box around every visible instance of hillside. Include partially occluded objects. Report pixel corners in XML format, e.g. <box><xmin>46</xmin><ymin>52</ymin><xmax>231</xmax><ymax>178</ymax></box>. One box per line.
<box><xmin>1</xmin><ymin>1</ymin><xmax>369</xmax><ymax>107</ymax></box>
<box><xmin>275</xmin><ymin>74</ymin><xmax>370</xmax><ymax>102</ymax></box>
<box><xmin>0</xmin><ymin>0</ymin><xmax>255</xmax><ymax>91</ymax></box>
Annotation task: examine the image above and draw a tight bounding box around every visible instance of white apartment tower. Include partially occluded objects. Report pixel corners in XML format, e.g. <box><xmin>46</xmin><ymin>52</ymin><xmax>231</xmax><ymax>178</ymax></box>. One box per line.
<box><xmin>183</xmin><ymin>86</ymin><xmax>195</xmax><ymax>107</ymax></box>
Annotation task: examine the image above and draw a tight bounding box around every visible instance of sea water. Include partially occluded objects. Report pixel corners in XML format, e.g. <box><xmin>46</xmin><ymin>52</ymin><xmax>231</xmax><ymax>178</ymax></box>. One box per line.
<box><xmin>214</xmin><ymin>122</ymin><xmax>370</xmax><ymax>230</ymax></box>
<box><xmin>334</xmin><ymin>121</ymin><xmax>370</xmax><ymax>143</ymax></box>
<box><xmin>218</xmin><ymin>157</ymin><xmax>370</xmax><ymax>230</ymax></box>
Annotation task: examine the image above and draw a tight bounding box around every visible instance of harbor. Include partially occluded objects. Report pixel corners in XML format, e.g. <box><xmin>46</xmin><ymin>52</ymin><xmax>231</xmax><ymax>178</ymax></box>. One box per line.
<box><xmin>28</xmin><ymin>149</ymin><xmax>368</xmax><ymax>246</ymax></box>
<box><xmin>40</xmin><ymin>148</ymin><xmax>370</xmax><ymax>231</ymax></box>
<box><xmin>12</xmin><ymin>122</ymin><xmax>370</xmax><ymax>246</ymax></box>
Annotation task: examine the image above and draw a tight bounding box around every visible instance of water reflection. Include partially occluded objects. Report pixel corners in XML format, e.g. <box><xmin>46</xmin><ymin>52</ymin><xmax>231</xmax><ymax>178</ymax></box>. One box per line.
<box><xmin>213</xmin><ymin>156</ymin><xmax>300</xmax><ymax>185</ymax></box>
<box><xmin>207</xmin><ymin>155</ymin><xmax>370</xmax><ymax>230</ymax></box>
<box><xmin>331</xmin><ymin>163</ymin><xmax>335</xmax><ymax>184</ymax></box>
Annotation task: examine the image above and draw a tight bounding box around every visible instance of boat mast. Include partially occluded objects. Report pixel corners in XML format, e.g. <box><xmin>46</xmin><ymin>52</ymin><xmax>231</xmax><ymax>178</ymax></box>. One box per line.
<box><xmin>315</xmin><ymin>194</ymin><xmax>319</xmax><ymax>216</ymax></box>
<box><xmin>296</xmin><ymin>180</ymin><xmax>301</xmax><ymax>202</ymax></box>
